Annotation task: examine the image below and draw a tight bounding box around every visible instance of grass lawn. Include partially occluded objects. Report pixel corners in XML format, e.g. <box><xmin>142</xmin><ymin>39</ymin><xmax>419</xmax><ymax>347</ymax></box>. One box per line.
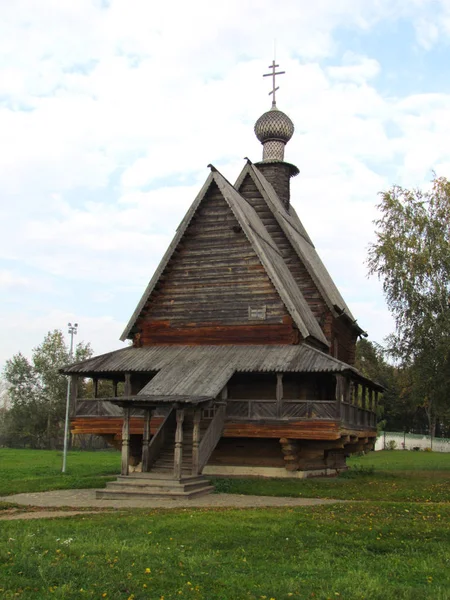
<box><xmin>1</xmin><ymin>502</ymin><xmax>449</xmax><ymax>600</ymax></box>
<box><xmin>0</xmin><ymin>450</ymin><xmax>449</xmax><ymax>599</ymax></box>
<box><xmin>0</xmin><ymin>449</ymin><xmax>449</xmax><ymax>502</ymax></box>
<box><xmin>0</xmin><ymin>448</ymin><xmax>120</xmax><ymax>497</ymax></box>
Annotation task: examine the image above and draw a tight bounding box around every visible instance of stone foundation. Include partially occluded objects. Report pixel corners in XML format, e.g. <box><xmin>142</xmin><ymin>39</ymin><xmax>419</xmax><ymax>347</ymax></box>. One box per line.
<box><xmin>203</xmin><ymin>465</ymin><xmax>344</xmax><ymax>479</ymax></box>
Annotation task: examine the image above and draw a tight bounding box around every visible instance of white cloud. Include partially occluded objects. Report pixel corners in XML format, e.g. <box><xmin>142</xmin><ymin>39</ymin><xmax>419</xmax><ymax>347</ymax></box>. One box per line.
<box><xmin>1</xmin><ymin>0</ymin><xmax>450</xmax><ymax>365</ymax></box>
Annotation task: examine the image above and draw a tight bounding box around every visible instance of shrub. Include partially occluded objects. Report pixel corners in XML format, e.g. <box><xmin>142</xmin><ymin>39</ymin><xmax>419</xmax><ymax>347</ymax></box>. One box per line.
<box><xmin>386</xmin><ymin>440</ymin><xmax>397</xmax><ymax>451</ymax></box>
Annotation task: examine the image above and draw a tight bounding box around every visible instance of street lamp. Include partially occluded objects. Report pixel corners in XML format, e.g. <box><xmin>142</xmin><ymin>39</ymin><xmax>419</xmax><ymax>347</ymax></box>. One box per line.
<box><xmin>62</xmin><ymin>322</ymin><xmax>78</xmax><ymax>473</ymax></box>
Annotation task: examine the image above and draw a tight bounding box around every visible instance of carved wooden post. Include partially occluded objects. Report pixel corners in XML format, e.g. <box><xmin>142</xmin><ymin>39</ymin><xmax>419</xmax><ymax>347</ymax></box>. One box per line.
<box><xmin>374</xmin><ymin>391</ymin><xmax>379</xmax><ymax>426</ymax></box>
<box><xmin>361</xmin><ymin>385</ymin><xmax>366</xmax><ymax>426</ymax></box>
<box><xmin>141</xmin><ymin>408</ymin><xmax>152</xmax><ymax>473</ymax></box>
<box><xmin>121</xmin><ymin>406</ymin><xmax>130</xmax><ymax>476</ymax></box>
<box><xmin>191</xmin><ymin>408</ymin><xmax>202</xmax><ymax>476</ymax></box>
<box><xmin>276</xmin><ymin>373</ymin><xmax>283</xmax><ymax>418</ymax></box>
<box><xmin>353</xmin><ymin>383</ymin><xmax>359</xmax><ymax>424</ymax></box>
<box><xmin>124</xmin><ymin>373</ymin><xmax>131</xmax><ymax>397</ymax></box>
<box><xmin>173</xmin><ymin>408</ymin><xmax>185</xmax><ymax>480</ymax></box>
<box><xmin>113</xmin><ymin>380</ymin><xmax>119</xmax><ymax>397</ymax></box>
<box><xmin>335</xmin><ymin>375</ymin><xmax>342</xmax><ymax>420</ymax></box>
<box><xmin>93</xmin><ymin>378</ymin><xmax>99</xmax><ymax>399</ymax></box>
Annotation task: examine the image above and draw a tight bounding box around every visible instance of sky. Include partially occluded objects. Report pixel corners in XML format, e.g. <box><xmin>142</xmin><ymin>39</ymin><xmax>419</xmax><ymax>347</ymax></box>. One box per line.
<box><xmin>1</xmin><ymin>0</ymin><xmax>450</xmax><ymax>367</ymax></box>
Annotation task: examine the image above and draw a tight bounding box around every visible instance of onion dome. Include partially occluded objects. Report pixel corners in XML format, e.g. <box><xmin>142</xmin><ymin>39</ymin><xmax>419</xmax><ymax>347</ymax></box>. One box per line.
<box><xmin>254</xmin><ymin>106</ymin><xmax>294</xmax><ymax>145</ymax></box>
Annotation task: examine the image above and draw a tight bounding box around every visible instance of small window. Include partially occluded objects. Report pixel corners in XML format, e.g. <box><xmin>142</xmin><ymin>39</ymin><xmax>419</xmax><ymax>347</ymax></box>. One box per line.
<box><xmin>248</xmin><ymin>306</ymin><xmax>267</xmax><ymax>320</ymax></box>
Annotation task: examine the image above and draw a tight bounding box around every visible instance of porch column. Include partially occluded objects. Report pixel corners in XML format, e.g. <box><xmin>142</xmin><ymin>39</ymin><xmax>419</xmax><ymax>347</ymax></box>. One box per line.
<box><xmin>141</xmin><ymin>408</ymin><xmax>152</xmax><ymax>473</ymax></box>
<box><xmin>191</xmin><ymin>408</ymin><xmax>202</xmax><ymax>476</ymax></box>
<box><xmin>124</xmin><ymin>373</ymin><xmax>131</xmax><ymax>397</ymax></box>
<box><xmin>276</xmin><ymin>373</ymin><xmax>283</xmax><ymax>418</ymax></box>
<box><xmin>173</xmin><ymin>408</ymin><xmax>185</xmax><ymax>480</ymax></box>
<box><xmin>121</xmin><ymin>406</ymin><xmax>130</xmax><ymax>476</ymax></box>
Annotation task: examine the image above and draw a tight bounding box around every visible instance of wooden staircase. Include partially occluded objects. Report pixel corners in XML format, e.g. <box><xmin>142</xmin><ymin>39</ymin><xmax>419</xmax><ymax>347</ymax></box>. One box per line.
<box><xmin>96</xmin><ymin>472</ymin><xmax>214</xmax><ymax>499</ymax></box>
<box><xmin>97</xmin><ymin>405</ymin><xmax>224</xmax><ymax>500</ymax></box>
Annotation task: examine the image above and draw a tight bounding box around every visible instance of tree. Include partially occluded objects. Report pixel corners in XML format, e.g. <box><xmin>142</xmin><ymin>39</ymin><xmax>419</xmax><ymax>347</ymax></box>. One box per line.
<box><xmin>2</xmin><ymin>330</ymin><xmax>92</xmax><ymax>448</ymax></box>
<box><xmin>368</xmin><ymin>175</ymin><xmax>450</xmax><ymax>437</ymax></box>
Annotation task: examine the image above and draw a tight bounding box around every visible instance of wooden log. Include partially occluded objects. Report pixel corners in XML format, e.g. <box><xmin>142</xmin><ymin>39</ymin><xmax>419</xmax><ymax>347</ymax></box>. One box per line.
<box><xmin>173</xmin><ymin>409</ymin><xmax>185</xmax><ymax>480</ymax></box>
<box><xmin>121</xmin><ymin>406</ymin><xmax>130</xmax><ymax>476</ymax></box>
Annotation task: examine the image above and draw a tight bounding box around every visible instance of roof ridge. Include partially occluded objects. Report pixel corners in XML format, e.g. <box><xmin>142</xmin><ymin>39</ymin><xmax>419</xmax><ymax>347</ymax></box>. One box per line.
<box><xmin>238</xmin><ymin>163</ymin><xmax>355</xmax><ymax>321</ymax></box>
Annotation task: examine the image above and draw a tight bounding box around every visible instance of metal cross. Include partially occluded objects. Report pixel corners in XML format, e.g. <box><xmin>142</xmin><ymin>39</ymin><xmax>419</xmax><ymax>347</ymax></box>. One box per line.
<box><xmin>263</xmin><ymin>60</ymin><xmax>285</xmax><ymax>107</ymax></box>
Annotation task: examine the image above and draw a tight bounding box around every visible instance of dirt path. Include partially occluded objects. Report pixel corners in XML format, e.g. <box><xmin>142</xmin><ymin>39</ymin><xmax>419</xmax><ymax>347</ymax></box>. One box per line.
<box><xmin>0</xmin><ymin>509</ymin><xmax>108</xmax><ymax>521</ymax></box>
<box><xmin>0</xmin><ymin>488</ymin><xmax>341</xmax><ymax>519</ymax></box>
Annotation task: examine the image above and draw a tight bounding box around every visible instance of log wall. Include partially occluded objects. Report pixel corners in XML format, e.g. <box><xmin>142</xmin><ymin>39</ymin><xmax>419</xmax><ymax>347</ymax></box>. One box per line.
<box><xmin>137</xmin><ymin>181</ymin><xmax>298</xmax><ymax>345</ymax></box>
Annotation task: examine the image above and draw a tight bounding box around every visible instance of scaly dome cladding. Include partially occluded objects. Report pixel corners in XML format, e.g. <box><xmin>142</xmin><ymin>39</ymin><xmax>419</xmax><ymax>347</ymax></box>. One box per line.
<box><xmin>254</xmin><ymin>106</ymin><xmax>294</xmax><ymax>144</ymax></box>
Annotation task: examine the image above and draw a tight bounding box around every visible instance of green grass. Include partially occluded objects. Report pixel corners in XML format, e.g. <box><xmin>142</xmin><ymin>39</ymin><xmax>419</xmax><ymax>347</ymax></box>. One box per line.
<box><xmin>212</xmin><ymin>451</ymin><xmax>450</xmax><ymax>503</ymax></box>
<box><xmin>1</xmin><ymin>502</ymin><xmax>449</xmax><ymax>599</ymax></box>
<box><xmin>1</xmin><ymin>449</ymin><xmax>449</xmax><ymax>502</ymax></box>
<box><xmin>0</xmin><ymin>449</ymin><xmax>120</xmax><ymax>496</ymax></box>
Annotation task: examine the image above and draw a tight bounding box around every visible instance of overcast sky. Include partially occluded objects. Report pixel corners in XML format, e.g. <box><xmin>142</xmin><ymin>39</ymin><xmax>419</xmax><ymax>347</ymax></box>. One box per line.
<box><xmin>1</xmin><ymin>0</ymin><xmax>450</xmax><ymax>366</ymax></box>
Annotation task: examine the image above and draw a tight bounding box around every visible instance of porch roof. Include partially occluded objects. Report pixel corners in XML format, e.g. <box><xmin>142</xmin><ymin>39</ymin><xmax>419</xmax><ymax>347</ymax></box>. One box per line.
<box><xmin>61</xmin><ymin>344</ymin><xmax>384</xmax><ymax>392</ymax></box>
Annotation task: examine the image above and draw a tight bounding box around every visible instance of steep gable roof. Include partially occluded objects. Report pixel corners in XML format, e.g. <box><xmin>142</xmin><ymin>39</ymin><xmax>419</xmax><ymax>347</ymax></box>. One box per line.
<box><xmin>121</xmin><ymin>168</ymin><xmax>328</xmax><ymax>347</ymax></box>
<box><xmin>235</xmin><ymin>162</ymin><xmax>357</xmax><ymax>324</ymax></box>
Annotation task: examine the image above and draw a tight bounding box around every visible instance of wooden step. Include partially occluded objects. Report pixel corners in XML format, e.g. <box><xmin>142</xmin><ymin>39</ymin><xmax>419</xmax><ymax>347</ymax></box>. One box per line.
<box><xmin>97</xmin><ymin>474</ymin><xmax>214</xmax><ymax>499</ymax></box>
<box><xmin>96</xmin><ymin>486</ymin><xmax>214</xmax><ymax>500</ymax></box>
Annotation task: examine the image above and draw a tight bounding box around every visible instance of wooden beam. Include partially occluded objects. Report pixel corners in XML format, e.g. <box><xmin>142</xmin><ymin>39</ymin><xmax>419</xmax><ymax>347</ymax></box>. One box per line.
<box><xmin>173</xmin><ymin>408</ymin><xmax>185</xmax><ymax>480</ymax></box>
<box><xmin>121</xmin><ymin>406</ymin><xmax>130</xmax><ymax>476</ymax></box>
<box><xmin>141</xmin><ymin>409</ymin><xmax>152</xmax><ymax>473</ymax></box>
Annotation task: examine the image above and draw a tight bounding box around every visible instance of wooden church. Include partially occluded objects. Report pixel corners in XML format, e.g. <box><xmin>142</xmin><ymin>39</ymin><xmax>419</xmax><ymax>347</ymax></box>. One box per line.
<box><xmin>62</xmin><ymin>63</ymin><xmax>381</xmax><ymax>498</ymax></box>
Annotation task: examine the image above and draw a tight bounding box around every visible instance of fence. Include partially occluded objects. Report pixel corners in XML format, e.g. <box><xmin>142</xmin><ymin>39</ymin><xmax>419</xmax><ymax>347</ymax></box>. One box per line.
<box><xmin>375</xmin><ymin>431</ymin><xmax>450</xmax><ymax>453</ymax></box>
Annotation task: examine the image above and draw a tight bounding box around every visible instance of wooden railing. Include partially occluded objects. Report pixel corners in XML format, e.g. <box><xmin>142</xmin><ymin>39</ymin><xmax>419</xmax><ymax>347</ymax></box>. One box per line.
<box><xmin>225</xmin><ymin>399</ymin><xmax>338</xmax><ymax>421</ymax></box>
<box><xmin>198</xmin><ymin>403</ymin><xmax>226</xmax><ymax>471</ymax></box>
<box><xmin>146</xmin><ymin>408</ymin><xmax>175</xmax><ymax>470</ymax></box>
<box><xmin>226</xmin><ymin>398</ymin><xmax>376</xmax><ymax>428</ymax></box>
<box><xmin>340</xmin><ymin>402</ymin><xmax>377</xmax><ymax>428</ymax></box>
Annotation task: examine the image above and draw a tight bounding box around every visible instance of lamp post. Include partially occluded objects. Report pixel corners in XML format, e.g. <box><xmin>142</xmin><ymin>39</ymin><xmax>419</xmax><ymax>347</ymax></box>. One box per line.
<box><xmin>62</xmin><ymin>322</ymin><xmax>78</xmax><ymax>473</ymax></box>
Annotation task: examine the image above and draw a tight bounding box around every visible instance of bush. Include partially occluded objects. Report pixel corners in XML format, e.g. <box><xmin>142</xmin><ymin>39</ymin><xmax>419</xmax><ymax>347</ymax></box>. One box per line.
<box><xmin>424</xmin><ymin>447</ymin><xmax>432</xmax><ymax>452</ymax></box>
<box><xmin>386</xmin><ymin>440</ymin><xmax>397</xmax><ymax>451</ymax></box>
